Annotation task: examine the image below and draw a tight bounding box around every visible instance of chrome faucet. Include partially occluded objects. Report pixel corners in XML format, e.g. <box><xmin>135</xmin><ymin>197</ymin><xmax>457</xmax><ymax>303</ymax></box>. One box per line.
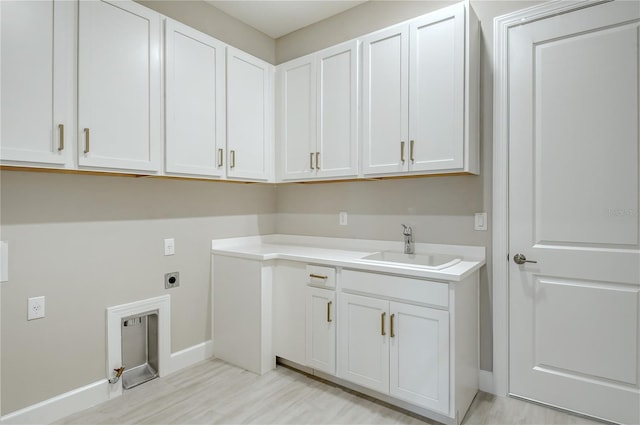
<box><xmin>401</xmin><ymin>224</ymin><xmax>414</xmax><ymax>254</ymax></box>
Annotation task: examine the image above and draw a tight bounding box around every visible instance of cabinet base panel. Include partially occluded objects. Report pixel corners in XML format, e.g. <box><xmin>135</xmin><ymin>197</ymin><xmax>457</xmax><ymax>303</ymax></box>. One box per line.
<box><xmin>277</xmin><ymin>357</ymin><xmax>469</xmax><ymax>425</ymax></box>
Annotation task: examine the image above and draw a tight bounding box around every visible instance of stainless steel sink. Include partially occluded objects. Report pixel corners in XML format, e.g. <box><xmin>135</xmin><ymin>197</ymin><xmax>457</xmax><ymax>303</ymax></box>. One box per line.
<box><xmin>359</xmin><ymin>251</ymin><xmax>461</xmax><ymax>270</ymax></box>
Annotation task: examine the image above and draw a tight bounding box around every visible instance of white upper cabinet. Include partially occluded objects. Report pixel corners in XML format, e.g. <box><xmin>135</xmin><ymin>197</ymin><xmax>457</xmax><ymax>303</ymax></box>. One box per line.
<box><xmin>277</xmin><ymin>54</ymin><xmax>316</xmax><ymax>180</ymax></box>
<box><xmin>226</xmin><ymin>47</ymin><xmax>274</xmax><ymax>181</ymax></box>
<box><xmin>363</xmin><ymin>2</ymin><xmax>478</xmax><ymax>176</ymax></box>
<box><xmin>78</xmin><ymin>0</ymin><xmax>162</xmax><ymax>173</ymax></box>
<box><xmin>165</xmin><ymin>19</ymin><xmax>226</xmax><ymax>178</ymax></box>
<box><xmin>278</xmin><ymin>41</ymin><xmax>358</xmax><ymax>181</ymax></box>
<box><xmin>1</xmin><ymin>0</ymin><xmax>75</xmax><ymax>167</ymax></box>
<box><xmin>316</xmin><ymin>42</ymin><xmax>358</xmax><ymax>179</ymax></box>
<box><xmin>361</xmin><ymin>25</ymin><xmax>409</xmax><ymax>175</ymax></box>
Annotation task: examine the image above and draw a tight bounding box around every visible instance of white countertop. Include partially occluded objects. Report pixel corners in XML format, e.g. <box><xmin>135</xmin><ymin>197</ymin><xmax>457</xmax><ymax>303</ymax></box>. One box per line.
<box><xmin>211</xmin><ymin>235</ymin><xmax>485</xmax><ymax>282</ymax></box>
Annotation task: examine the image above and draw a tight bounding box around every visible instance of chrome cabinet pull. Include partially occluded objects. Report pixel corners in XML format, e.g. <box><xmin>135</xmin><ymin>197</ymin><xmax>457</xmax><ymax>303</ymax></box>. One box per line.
<box><xmin>218</xmin><ymin>148</ymin><xmax>223</xmax><ymax>167</ymax></box>
<box><xmin>400</xmin><ymin>141</ymin><xmax>405</xmax><ymax>163</ymax></box>
<box><xmin>513</xmin><ymin>253</ymin><xmax>537</xmax><ymax>265</ymax></box>
<box><xmin>409</xmin><ymin>140</ymin><xmax>414</xmax><ymax>162</ymax></box>
<box><xmin>315</xmin><ymin>151</ymin><xmax>320</xmax><ymax>170</ymax></box>
<box><xmin>390</xmin><ymin>313</ymin><xmax>395</xmax><ymax>338</ymax></box>
<box><xmin>381</xmin><ymin>312</ymin><xmax>386</xmax><ymax>336</ymax></box>
<box><xmin>58</xmin><ymin>124</ymin><xmax>64</xmax><ymax>151</ymax></box>
<box><xmin>230</xmin><ymin>150</ymin><xmax>236</xmax><ymax>168</ymax></box>
<box><xmin>83</xmin><ymin>128</ymin><xmax>90</xmax><ymax>154</ymax></box>
<box><xmin>327</xmin><ymin>301</ymin><xmax>332</xmax><ymax>323</ymax></box>
<box><xmin>309</xmin><ymin>273</ymin><xmax>327</xmax><ymax>280</ymax></box>
<box><xmin>310</xmin><ymin>152</ymin><xmax>314</xmax><ymax>170</ymax></box>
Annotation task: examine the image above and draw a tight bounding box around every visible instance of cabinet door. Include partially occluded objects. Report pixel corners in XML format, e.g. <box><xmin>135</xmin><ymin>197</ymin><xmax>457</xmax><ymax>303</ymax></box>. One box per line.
<box><xmin>78</xmin><ymin>0</ymin><xmax>161</xmax><ymax>172</ymax></box>
<box><xmin>227</xmin><ymin>47</ymin><xmax>273</xmax><ymax>181</ymax></box>
<box><xmin>362</xmin><ymin>24</ymin><xmax>409</xmax><ymax>176</ymax></box>
<box><xmin>389</xmin><ymin>302</ymin><xmax>449</xmax><ymax>414</ymax></box>
<box><xmin>165</xmin><ymin>19</ymin><xmax>226</xmax><ymax>177</ymax></box>
<box><xmin>338</xmin><ymin>293</ymin><xmax>389</xmax><ymax>393</ymax></box>
<box><xmin>1</xmin><ymin>0</ymin><xmax>74</xmax><ymax>166</ymax></box>
<box><xmin>409</xmin><ymin>3</ymin><xmax>464</xmax><ymax>172</ymax></box>
<box><xmin>306</xmin><ymin>287</ymin><xmax>336</xmax><ymax>374</ymax></box>
<box><xmin>316</xmin><ymin>41</ymin><xmax>359</xmax><ymax>179</ymax></box>
<box><xmin>277</xmin><ymin>55</ymin><xmax>316</xmax><ymax>180</ymax></box>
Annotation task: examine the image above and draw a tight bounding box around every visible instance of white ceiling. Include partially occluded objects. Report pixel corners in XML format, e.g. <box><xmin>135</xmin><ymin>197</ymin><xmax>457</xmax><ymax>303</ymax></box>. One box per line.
<box><xmin>205</xmin><ymin>1</ymin><xmax>368</xmax><ymax>38</ymax></box>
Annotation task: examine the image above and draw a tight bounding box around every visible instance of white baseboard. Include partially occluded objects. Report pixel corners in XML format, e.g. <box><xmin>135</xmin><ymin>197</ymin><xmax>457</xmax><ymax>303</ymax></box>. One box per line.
<box><xmin>169</xmin><ymin>340</ymin><xmax>214</xmax><ymax>375</ymax></box>
<box><xmin>479</xmin><ymin>370</ymin><xmax>495</xmax><ymax>394</ymax></box>
<box><xmin>0</xmin><ymin>379</ymin><xmax>109</xmax><ymax>425</ymax></box>
<box><xmin>0</xmin><ymin>340</ymin><xmax>214</xmax><ymax>425</ymax></box>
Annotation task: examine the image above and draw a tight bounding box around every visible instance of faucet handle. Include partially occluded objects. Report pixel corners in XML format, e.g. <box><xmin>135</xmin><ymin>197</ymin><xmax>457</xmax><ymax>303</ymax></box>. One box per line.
<box><xmin>401</xmin><ymin>224</ymin><xmax>412</xmax><ymax>235</ymax></box>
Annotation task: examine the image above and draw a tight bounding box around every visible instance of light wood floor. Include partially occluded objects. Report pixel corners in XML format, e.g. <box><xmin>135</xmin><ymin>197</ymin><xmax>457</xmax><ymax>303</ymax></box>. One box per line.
<box><xmin>54</xmin><ymin>359</ymin><xmax>603</xmax><ymax>425</ymax></box>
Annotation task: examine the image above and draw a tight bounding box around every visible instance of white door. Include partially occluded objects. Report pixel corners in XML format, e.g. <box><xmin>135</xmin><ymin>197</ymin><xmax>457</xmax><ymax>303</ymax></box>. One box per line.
<box><xmin>1</xmin><ymin>0</ymin><xmax>74</xmax><ymax>166</ymax></box>
<box><xmin>227</xmin><ymin>47</ymin><xmax>273</xmax><ymax>181</ymax></box>
<box><xmin>408</xmin><ymin>3</ymin><xmax>464</xmax><ymax>172</ymax></box>
<box><xmin>508</xmin><ymin>2</ymin><xmax>640</xmax><ymax>424</ymax></box>
<box><xmin>306</xmin><ymin>287</ymin><xmax>336</xmax><ymax>374</ymax></box>
<box><xmin>78</xmin><ymin>0</ymin><xmax>161</xmax><ymax>172</ymax></box>
<box><xmin>389</xmin><ymin>302</ymin><xmax>449</xmax><ymax>414</ymax></box>
<box><xmin>338</xmin><ymin>292</ymin><xmax>389</xmax><ymax>393</ymax></box>
<box><xmin>316</xmin><ymin>41</ymin><xmax>358</xmax><ymax>179</ymax></box>
<box><xmin>362</xmin><ymin>24</ymin><xmax>408</xmax><ymax>176</ymax></box>
<box><xmin>165</xmin><ymin>19</ymin><xmax>226</xmax><ymax>178</ymax></box>
<box><xmin>277</xmin><ymin>54</ymin><xmax>316</xmax><ymax>180</ymax></box>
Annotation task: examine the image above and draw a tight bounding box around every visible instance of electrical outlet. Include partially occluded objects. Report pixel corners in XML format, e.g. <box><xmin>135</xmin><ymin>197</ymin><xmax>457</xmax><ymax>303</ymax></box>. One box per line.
<box><xmin>28</xmin><ymin>296</ymin><xmax>45</xmax><ymax>320</ymax></box>
<box><xmin>165</xmin><ymin>272</ymin><xmax>180</xmax><ymax>289</ymax></box>
<box><xmin>339</xmin><ymin>211</ymin><xmax>348</xmax><ymax>226</ymax></box>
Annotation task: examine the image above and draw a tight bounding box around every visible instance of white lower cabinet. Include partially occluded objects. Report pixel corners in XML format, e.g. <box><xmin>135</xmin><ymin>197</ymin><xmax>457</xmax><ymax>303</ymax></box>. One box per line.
<box><xmin>338</xmin><ymin>292</ymin><xmax>449</xmax><ymax>414</ymax></box>
<box><xmin>306</xmin><ymin>286</ymin><xmax>336</xmax><ymax>374</ymax></box>
<box><xmin>389</xmin><ymin>301</ymin><xmax>449</xmax><ymax>413</ymax></box>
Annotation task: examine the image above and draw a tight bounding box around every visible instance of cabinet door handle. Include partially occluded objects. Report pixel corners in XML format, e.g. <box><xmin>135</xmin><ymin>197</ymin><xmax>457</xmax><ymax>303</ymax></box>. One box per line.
<box><xmin>309</xmin><ymin>273</ymin><xmax>327</xmax><ymax>280</ymax></box>
<box><xmin>381</xmin><ymin>312</ymin><xmax>386</xmax><ymax>336</ymax></box>
<box><xmin>327</xmin><ymin>301</ymin><xmax>332</xmax><ymax>323</ymax></box>
<box><xmin>83</xmin><ymin>128</ymin><xmax>90</xmax><ymax>154</ymax></box>
<box><xmin>400</xmin><ymin>141</ymin><xmax>405</xmax><ymax>163</ymax></box>
<box><xmin>218</xmin><ymin>148</ymin><xmax>224</xmax><ymax>167</ymax></box>
<box><xmin>310</xmin><ymin>152</ymin><xmax>314</xmax><ymax>170</ymax></box>
<box><xmin>58</xmin><ymin>124</ymin><xmax>65</xmax><ymax>151</ymax></box>
<box><xmin>315</xmin><ymin>151</ymin><xmax>320</xmax><ymax>170</ymax></box>
<box><xmin>409</xmin><ymin>140</ymin><xmax>414</xmax><ymax>163</ymax></box>
<box><xmin>390</xmin><ymin>313</ymin><xmax>395</xmax><ymax>338</ymax></box>
<box><xmin>230</xmin><ymin>150</ymin><xmax>235</xmax><ymax>168</ymax></box>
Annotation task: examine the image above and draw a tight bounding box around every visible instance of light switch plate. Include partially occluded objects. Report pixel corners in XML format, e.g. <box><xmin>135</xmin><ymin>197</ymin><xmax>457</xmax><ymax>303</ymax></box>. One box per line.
<box><xmin>164</xmin><ymin>238</ymin><xmax>175</xmax><ymax>256</ymax></box>
<box><xmin>474</xmin><ymin>213</ymin><xmax>488</xmax><ymax>231</ymax></box>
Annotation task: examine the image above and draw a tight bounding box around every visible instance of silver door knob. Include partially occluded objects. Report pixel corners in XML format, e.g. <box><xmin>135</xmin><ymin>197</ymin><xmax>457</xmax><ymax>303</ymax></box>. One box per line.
<box><xmin>513</xmin><ymin>253</ymin><xmax>537</xmax><ymax>265</ymax></box>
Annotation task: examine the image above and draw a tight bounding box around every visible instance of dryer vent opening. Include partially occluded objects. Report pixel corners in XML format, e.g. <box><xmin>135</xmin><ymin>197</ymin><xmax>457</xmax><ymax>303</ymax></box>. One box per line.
<box><xmin>121</xmin><ymin>311</ymin><xmax>159</xmax><ymax>389</ymax></box>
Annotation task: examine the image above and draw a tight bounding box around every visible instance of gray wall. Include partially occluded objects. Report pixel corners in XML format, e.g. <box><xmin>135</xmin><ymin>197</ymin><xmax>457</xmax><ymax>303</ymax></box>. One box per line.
<box><xmin>275</xmin><ymin>0</ymin><xmax>544</xmax><ymax>372</ymax></box>
<box><xmin>0</xmin><ymin>172</ymin><xmax>276</xmax><ymax>413</ymax></box>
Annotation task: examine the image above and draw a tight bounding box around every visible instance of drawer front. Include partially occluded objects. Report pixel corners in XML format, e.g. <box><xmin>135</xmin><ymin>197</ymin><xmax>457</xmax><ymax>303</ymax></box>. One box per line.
<box><xmin>341</xmin><ymin>269</ymin><xmax>448</xmax><ymax>309</ymax></box>
<box><xmin>306</xmin><ymin>265</ymin><xmax>336</xmax><ymax>288</ymax></box>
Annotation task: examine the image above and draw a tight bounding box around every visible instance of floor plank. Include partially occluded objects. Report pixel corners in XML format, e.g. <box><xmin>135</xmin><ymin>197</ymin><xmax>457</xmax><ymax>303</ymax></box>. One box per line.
<box><xmin>54</xmin><ymin>359</ymin><xmax>603</xmax><ymax>425</ymax></box>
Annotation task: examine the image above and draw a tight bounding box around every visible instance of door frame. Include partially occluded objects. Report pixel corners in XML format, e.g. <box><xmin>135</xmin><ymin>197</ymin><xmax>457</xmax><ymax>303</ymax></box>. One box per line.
<box><xmin>491</xmin><ymin>0</ymin><xmax>611</xmax><ymax>398</ymax></box>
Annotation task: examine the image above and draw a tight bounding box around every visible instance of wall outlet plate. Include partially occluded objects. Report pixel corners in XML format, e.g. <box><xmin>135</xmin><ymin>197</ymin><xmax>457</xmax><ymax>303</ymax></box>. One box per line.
<box><xmin>339</xmin><ymin>211</ymin><xmax>348</xmax><ymax>226</ymax></box>
<box><xmin>164</xmin><ymin>238</ymin><xmax>175</xmax><ymax>256</ymax></box>
<box><xmin>28</xmin><ymin>296</ymin><xmax>45</xmax><ymax>320</ymax></box>
<box><xmin>165</xmin><ymin>272</ymin><xmax>179</xmax><ymax>289</ymax></box>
